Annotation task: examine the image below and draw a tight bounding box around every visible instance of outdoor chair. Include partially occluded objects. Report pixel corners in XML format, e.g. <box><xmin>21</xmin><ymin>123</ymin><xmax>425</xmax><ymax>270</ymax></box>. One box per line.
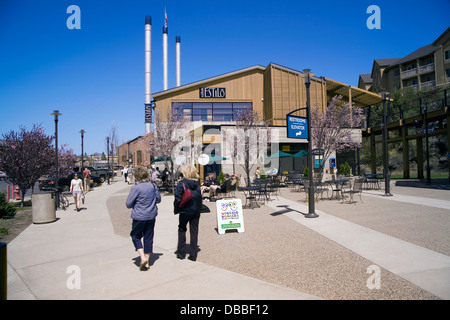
<box><xmin>222</xmin><ymin>178</ymin><xmax>237</xmax><ymax>198</ymax></box>
<box><xmin>341</xmin><ymin>177</ymin><xmax>363</xmax><ymax>204</ymax></box>
<box><xmin>266</xmin><ymin>179</ymin><xmax>281</xmax><ymax>200</ymax></box>
<box><xmin>303</xmin><ymin>180</ymin><xmax>326</xmax><ymax>202</ymax></box>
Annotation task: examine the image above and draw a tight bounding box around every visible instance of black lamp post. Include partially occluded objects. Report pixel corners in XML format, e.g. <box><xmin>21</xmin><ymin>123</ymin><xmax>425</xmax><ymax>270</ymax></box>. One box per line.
<box><xmin>381</xmin><ymin>92</ymin><xmax>392</xmax><ymax>196</ymax></box>
<box><xmin>106</xmin><ymin>136</ymin><xmax>111</xmax><ymax>185</ymax></box>
<box><xmin>303</xmin><ymin>69</ymin><xmax>319</xmax><ymax>218</ymax></box>
<box><xmin>51</xmin><ymin>110</ymin><xmax>61</xmax><ymax>208</ymax></box>
<box><xmin>80</xmin><ymin>130</ymin><xmax>85</xmax><ymax>173</ymax></box>
<box><xmin>423</xmin><ymin>102</ymin><xmax>431</xmax><ymax>184</ymax></box>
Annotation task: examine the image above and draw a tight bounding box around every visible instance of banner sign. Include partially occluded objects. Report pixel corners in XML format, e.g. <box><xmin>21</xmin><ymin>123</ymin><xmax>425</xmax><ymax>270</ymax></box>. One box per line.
<box><xmin>216</xmin><ymin>199</ymin><xmax>244</xmax><ymax>235</ymax></box>
<box><xmin>145</xmin><ymin>103</ymin><xmax>152</xmax><ymax>123</ymax></box>
<box><xmin>199</xmin><ymin>87</ymin><xmax>226</xmax><ymax>98</ymax></box>
<box><xmin>286</xmin><ymin>115</ymin><xmax>308</xmax><ymax>139</ymax></box>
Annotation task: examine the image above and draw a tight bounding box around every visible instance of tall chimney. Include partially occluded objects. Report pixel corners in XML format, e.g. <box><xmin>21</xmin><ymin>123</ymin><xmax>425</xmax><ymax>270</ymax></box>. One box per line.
<box><xmin>176</xmin><ymin>36</ymin><xmax>181</xmax><ymax>87</ymax></box>
<box><xmin>144</xmin><ymin>16</ymin><xmax>152</xmax><ymax>135</ymax></box>
<box><xmin>162</xmin><ymin>10</ymin><xmax>168</xmax><ymax>90</ymax></box>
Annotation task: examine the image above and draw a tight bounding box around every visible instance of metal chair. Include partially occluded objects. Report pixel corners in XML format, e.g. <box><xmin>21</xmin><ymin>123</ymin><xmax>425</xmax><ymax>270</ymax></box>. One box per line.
<box><xmin>342</xmin><ymin>177</ymin><xmax>363</xmax><ymax>204</ymax></box>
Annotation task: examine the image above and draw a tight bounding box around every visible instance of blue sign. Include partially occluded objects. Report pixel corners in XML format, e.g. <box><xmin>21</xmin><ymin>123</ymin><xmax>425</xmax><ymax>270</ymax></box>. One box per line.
<box><xmin>287</xmin><ymin>115</ymin><xmax>308</xmax><ymax>139</ymax></box>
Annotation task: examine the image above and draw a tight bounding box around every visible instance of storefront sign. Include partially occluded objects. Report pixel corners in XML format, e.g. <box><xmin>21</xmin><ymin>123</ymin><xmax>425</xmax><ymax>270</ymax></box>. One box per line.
<box><xmin>286</xmin><ymin>115</ymin><xmax>308</xmax><ymax>139</ymax></box>
<box><xmin>216</xmin><ymin>199</ymin><xmax>244</xmax><ymax>234</ymax></box>
<box><xmin>199</xmin><ymin>87</ymin><xmax>226</xmax><ymax>98</ymax></box>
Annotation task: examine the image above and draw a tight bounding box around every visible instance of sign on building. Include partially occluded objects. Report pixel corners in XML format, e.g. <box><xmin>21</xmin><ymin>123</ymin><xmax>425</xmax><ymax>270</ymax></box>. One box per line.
<box><xmin>216</xmin><ymin>199</ymin><xmax>244</xmax><ymax>234</ymax></box>
<box><xmin>286</xmin><ymin>115</ymin><xmax>308</xmax><ymax>139</ymax></box>
<box><xmin>199</xmin><ymin>87</ymin><xmax>226</xmax><ymax>98</ymax></box>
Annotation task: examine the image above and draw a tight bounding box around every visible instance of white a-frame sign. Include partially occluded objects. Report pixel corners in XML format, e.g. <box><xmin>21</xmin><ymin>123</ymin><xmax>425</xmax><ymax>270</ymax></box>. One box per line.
<box><xmin>216</xmin><ymin>199</ymin><xmax>244</xmax><ymax>234</ymax></box>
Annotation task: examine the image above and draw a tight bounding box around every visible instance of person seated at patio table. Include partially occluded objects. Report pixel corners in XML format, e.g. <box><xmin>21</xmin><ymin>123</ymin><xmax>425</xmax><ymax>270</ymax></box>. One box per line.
<box><xmin>209</xmin><ymin>174</ymin><xmax>231</xmax><ymax>199</ymax></box>
<box><xmin>201</xmin><ymin>173</ymin><xmax>217</xmax><ymax>196</ymax></box>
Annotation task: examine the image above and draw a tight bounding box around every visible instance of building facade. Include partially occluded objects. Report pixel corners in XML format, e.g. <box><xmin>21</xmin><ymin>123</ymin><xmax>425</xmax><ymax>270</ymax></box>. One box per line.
<box><xmin>358</xmin><ymin>27</ymin><xmax>450</xmax><ymax>93</ymax></box>
<box><xmin>118</xmin><ymin>62</ymin><xmax>382</xmax><ymax>181</ymax></box>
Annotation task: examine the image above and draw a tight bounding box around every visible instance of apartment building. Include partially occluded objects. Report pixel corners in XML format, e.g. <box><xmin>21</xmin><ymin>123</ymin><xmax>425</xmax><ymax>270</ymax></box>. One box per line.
<box><xmin>358</xmin><ymin>27</ymin><xmax>450</xmax><ymax>93</ymax></box>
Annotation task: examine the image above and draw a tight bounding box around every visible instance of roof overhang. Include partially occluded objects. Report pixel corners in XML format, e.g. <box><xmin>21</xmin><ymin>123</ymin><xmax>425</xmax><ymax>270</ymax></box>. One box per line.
<box><xmin>324</xmin><ymin>78</ymin><xmax>384</xmax><ymax>107</ymax></box>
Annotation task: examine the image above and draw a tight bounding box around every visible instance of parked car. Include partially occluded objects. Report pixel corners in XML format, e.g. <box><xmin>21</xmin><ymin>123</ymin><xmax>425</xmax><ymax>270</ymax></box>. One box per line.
<box><xmin>39</xmin><ymin>172</ymin><xmax>102</xmax><ymax>192</ymax></box>
<box><xmin>95</xmin><ymin>168</ymin><xmax>114</xmax><ymax>180</ymax></box>
<box><xmin>73</xmin><ymin>166</ymin><xmax>112</xmax><ymax>182</ymax></box>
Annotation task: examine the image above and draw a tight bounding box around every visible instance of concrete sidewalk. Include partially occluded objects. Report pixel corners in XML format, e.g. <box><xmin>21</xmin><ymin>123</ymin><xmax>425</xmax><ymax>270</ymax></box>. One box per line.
<box><xmin>5</xmin><ymin>179</ymin><xmax>450</xmax><ymax>300</ymax></box>
<box><xmin>5</xmin><ymin>181</ymin><xmax>318</xmax><ymax>300</ymax></box>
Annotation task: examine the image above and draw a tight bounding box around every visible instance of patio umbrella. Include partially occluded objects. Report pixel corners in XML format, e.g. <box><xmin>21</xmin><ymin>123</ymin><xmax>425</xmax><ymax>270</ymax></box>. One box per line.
<box><xmin>151</xmin><ymin>156</ymin><xmax>171</xmax><ymax>163</ymax></box>
<box><xmin>208</xmin><ymin>154</ymin><xmax>228</xmax><ymax>163</ymax></box>
<box><xmin>292</xmin><ymin>150</ymin><xmax>308</xmax><ymax>157</ymax></box>
<box><xmin>268</xmin><ymin>151</ymin><xmax>292</xmax><ymax>158</ymax></box>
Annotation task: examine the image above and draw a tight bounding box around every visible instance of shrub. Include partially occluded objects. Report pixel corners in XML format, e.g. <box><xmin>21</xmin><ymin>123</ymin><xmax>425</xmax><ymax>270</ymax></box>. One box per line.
<box><xmin>339</xmin><ymin>162</ymin><xmax>351</xmax><ymax>176</ymax></box>
<box><xmin>0</xmin><ymin>193</ymin><xmax>17</xmax><ymax>219</ymax></box>
<box><xmin>303</xmin><ymin>166</ymin><xmax>309</xmax><ymax>177</ymax></box>
<box><xmin>218</xmin><ymin>170</ymin><xmax>225</xmax><ymax>184</ymax></box>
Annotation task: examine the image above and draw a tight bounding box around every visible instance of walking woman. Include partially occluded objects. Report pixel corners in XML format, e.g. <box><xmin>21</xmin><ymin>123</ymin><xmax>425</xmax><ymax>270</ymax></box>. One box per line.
<box><xmin>126</xmin><ymin>166</ymin><xmax>161</xmax><ymax>271</ymax></box>
<box><xmin>70</xmin><ymin>173</ymin><xmax>84</xmax><ymax>212</ymax></box>
<box><xmin>173</xmin><ymin>165</ymin><xmax>202</xmax><ymax>261</ymax></box>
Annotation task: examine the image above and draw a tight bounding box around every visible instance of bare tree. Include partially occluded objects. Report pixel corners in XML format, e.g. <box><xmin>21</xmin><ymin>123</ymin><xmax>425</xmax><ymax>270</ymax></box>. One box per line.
<box><xmin>151</xmin><ymin>109</ymin><xmax>189</xmax><ymax>190</ymax></box>
<box><xmin>223</xmin><ymin>109</ymin><xmax>271</xmax><ymax>186</ymax></box>
<box><xmin>311</xmin><ymin>95</ymin><xmax>364</xmax><ymax>179</ymax></box>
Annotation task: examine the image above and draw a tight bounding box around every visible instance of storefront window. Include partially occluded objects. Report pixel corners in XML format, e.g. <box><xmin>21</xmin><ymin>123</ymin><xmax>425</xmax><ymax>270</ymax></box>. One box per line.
<box><xmin>193</xmin><ymin>102</ymin><xmax>213</xmax><ymax>121</ymax></box>
<box><xmin>172</xmin><ymin>102</ymin><xmax>252</xmax><ymax>121</ymax></box>
<box><xmin>213</xmin><ymin>102</ymin><xmax>233</xmax><ymax>121</ymax></box>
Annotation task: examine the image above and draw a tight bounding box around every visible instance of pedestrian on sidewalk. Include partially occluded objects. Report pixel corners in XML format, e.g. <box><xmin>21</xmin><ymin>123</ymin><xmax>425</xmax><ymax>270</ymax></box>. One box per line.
<box><xmin>123</xmin><ymin>166</ymin><xmax>128</xmax><ymax>183</ymax></box>
<box><xmin>173</xmin><ymin>165</ymin><xmax>202</xmax><ymax>261</ymax></box>
<box><xmin>70</xmin><ymin>173</ymin><xmax>84</xmax><ymax>212</ymax></box>
<box><xmin>126</xmin><ymin>166</ymin><xmax>161</xmax><ymax>271</ymax></box>
<box><xmin>83</xmin><ymin>167</ymin><xmax>91</xmax><ymax>192</ymax></box>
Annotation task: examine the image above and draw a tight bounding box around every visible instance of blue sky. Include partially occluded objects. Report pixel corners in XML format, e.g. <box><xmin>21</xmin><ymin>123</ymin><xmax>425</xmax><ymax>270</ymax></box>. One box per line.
<box><xmin>1</xmin><ymin>0</ymin><xmax>449</xmax><ymax>155</ymax></box>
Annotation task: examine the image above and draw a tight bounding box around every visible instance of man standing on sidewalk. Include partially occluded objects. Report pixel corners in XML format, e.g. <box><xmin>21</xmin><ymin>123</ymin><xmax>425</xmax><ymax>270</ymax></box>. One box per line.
<box><xmin>83</xmin><ymin>167</ymin><xmax>91</xmax><ymax>192</ymax></box>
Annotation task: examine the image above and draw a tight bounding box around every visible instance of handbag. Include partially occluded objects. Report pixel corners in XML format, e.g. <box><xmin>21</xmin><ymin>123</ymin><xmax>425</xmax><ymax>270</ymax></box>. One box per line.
<box><xmin>179</xmin><ymin>182</ymin><xmax>193</xmax><ymax>208</ymax></box>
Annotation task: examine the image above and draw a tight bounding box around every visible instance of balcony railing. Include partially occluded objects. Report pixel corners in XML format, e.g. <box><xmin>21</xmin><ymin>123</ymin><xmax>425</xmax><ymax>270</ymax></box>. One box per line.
<box><xmin>421</xmin><ymin>80</ymin><xmax>436</xmax><ymax>88</ymax></box>
<box><xmin>401</xmin><ymin>68</ymin><xmax>417</xmax><ymax>78</ymax></box>
<box><xmin>419</xmin><ymin>63</ymin><xmax>435</xmax><ymax>74</ymax></box>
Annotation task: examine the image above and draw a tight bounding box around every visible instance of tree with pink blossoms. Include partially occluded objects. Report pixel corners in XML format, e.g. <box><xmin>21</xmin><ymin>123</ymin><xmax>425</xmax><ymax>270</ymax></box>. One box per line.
<box><xmin>57</xmin><ymin>144</ymin><xmax>77</xmax><ymax>178</ymax></box>
<box><xmin>310</xmin><ymin>95</ymin><xmax>363</xmax><ymax>180</ymax></box>
<box><xmin>0</xmin><ymin>125</ymin><xmax>54</xmax><ymax>206</ymax></box>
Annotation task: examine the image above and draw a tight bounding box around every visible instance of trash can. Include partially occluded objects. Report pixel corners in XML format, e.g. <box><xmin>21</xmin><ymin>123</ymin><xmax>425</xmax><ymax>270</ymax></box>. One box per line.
<box><xmin>32</xmin><ymin>192</ymin><xmax>56</xmax><ymax>224</ymax></box>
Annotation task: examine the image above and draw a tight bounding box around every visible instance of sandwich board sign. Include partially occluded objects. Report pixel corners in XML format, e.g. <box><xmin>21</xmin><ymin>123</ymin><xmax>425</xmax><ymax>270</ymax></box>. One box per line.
<box><xmin>216</xmin><ymin>199</ymin><xmax>244</xmax><ymax>234</ymax></box>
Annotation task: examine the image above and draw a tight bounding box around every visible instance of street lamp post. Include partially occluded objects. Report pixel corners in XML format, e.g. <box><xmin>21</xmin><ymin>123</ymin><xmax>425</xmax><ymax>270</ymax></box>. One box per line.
<box><xmin>381</xmin><ymin>92</ymin><xmax>392</xmax><ymax>196</ymax></box>
<box><xmin>106</xmin><ymin>136</ymin><xmax>110</xmax><ymax>185</ymax></box>
<box><xmin>303</xmin><ymin>69</ymin><xmax>319</xmax><ymax>218</ymax></box>
<box><xmin>423</xmin><ymin>102</ymin><xmax>431</xmax><ymax>184</ymax></box>
<box><xmin>51</xmin><ymin>110</ymin><xmax>61</xmax><ymax>208</ymax></box>
<box><xmin>80</xmin><ymin>130</ymin><xmax>85</xmax><ymax>173</ymax></box>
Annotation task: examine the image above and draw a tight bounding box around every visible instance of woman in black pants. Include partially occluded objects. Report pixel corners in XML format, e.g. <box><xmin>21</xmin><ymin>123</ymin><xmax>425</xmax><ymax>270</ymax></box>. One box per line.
<box><xmin>173</xmin><ymin>165</ymin><xmax>202</xmax><ymax>261</ymax></box>
<box><xmin>126</xmin><ymin>166</ymin><xmax>161</xmax><ymax>270</ymax></box>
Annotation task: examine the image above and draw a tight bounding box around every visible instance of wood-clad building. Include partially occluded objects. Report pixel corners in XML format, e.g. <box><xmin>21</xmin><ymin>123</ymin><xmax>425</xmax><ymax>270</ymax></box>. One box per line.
<box><xmin>118</xmin><ymin>62</ymin><xmax>382</xmax><ymax>179</ymax></box>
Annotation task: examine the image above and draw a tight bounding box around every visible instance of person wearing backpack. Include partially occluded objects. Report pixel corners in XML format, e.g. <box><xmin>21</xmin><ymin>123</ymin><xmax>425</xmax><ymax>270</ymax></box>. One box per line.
<box><xmin>173</xmin><ymin>165</ymin><xmax>202</xmax><ymax>261</ymax></box>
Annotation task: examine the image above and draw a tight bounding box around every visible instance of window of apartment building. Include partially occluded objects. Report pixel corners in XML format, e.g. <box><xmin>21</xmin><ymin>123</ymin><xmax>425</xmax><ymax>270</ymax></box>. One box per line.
<box><xmin>446</xmin><ymin>68</ymin><xmax>450</xmax><ymax>78</ymax></box>
<box><xmin>172</xmin><ymin>102</ymin><xmax>252</xmax><ymax>121</ymax></box>
<box><xmin>445</xmin><ymin>50</ymin><xmax>450</xmax><ymax>61</ymax></box>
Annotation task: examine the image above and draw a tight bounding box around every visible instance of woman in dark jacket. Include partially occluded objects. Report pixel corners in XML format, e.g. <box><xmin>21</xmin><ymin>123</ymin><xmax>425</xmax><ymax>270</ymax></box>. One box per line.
<box><xmin>174</xmin><ymin>165</ymin><xmax>203</xmax><ymax>261</ymax></box>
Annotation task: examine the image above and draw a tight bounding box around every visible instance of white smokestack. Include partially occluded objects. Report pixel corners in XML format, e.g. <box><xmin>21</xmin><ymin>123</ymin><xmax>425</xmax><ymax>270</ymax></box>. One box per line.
<box><xmin>145</xmin><ymin>16</ymin><xmax>152</xmax><ymax>135</ymax></box>
<box><xmin>162</xmin><ymin>10</ymin><xmax>168</xmax><ymax>90</ymax></box>
<box><xmin>176</xmin><ymin>36</ymin><xmax>180</xmax><ymax>87</ymax></box>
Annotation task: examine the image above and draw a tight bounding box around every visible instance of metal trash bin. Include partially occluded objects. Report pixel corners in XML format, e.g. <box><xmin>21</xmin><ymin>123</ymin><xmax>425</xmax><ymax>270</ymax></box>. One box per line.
<box><xmin>32</xmin><ymin>192</ymin><xmax>56</xmax><ymax>224</ymax></box>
